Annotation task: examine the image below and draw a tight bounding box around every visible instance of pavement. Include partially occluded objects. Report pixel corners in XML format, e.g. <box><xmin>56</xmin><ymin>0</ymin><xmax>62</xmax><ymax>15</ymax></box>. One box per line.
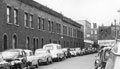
<box><xmin>36</xmin><ymin>53</ymin><xmax>97</xmax><ymax>69</ymax></box>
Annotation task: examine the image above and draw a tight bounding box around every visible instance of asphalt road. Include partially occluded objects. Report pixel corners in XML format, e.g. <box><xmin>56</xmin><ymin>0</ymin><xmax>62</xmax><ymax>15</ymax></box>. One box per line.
<box><xmin>36</xmin><ymin>53</ymin><xmax>96</xmax><ymax>69</ymax></box>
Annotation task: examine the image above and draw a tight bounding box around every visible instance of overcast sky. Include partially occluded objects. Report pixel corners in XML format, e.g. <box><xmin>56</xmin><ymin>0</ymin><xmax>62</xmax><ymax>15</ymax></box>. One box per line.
<box><xmin>34</xmin><ymin>0</ymin><xmax>120</xmax><ymax>26</ymax></box>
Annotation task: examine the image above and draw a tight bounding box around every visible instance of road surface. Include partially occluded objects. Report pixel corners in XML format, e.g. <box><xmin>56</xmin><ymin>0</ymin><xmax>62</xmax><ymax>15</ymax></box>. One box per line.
<box><xmin>36</xmin><ymin>53</ymin><xmax>96</xmax><ymax>69</ymax></box>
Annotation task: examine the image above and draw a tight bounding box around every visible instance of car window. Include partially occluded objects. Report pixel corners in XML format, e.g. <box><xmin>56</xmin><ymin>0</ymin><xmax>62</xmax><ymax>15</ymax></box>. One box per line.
<box><xmin>22</xmin><ymin>51</ymin><xmax>26</xmax><ymax>57</ymax></box>
<box><xmin>44</xmin><ymin>46</ymin><xmax>53</xmax><ymax>50</ymax></box>
<box><xmin>29</xmin><ymin>52</ymin><xmax>33</xmax><ymax>56</ymax></box>
<box><xmin>57</xmin><ymin>45</ymin><xmax>61</xmax><ymax>49</ymax></box>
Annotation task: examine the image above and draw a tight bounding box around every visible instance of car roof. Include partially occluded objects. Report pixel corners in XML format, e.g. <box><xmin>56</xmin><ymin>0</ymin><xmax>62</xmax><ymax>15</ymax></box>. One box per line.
<box><xmin>43</xmin><ymin>43</ymin><xmax>61</xmax><ymax>47</ymax></box>
<box><xmin>24</xmin><ymin>49</ymin><xmax>33</xmax><ymax>52</ymax></box>
<box><xmin>3</xmin><ymin>49</ymin><xmax>23</xmax><ymax>52</ymax></box>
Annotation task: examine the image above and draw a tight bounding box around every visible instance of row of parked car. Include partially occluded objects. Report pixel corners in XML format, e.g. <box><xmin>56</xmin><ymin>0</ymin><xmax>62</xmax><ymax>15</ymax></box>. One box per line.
<box><xmin>0</xmin><ymin>43</ymin><xmax>97</xmax><ymax>69</ymax></box>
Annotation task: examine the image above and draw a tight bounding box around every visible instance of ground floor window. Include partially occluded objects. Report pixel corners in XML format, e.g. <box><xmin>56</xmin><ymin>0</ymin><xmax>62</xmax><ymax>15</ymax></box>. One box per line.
<box><xmin>41</xmin><ymin>38</ymin><xmax>44</xmax><ymax>47</ymax></box>
<box><xmin>3</xmin><ymin>35</ymin><xmax>7</xmax><ymax>50</ymax></box>
<box><xmin>33</xmin><ymin>38</ymin><xmax>35</xmax><ymax>51</ymax></box>
<box><xmin>26</xmin><ymin>37</ymin><xmax>30</xmax><ymax>49</ymax></box>
<box><xmin>36</xmin><ymin>38</ymin><xmax>38</xmax><ymax>49</ymax></box>
<box><xmin>12</xmin><ymin>35</ymin><xmax>17</xmax><ymax>48</ymax></box>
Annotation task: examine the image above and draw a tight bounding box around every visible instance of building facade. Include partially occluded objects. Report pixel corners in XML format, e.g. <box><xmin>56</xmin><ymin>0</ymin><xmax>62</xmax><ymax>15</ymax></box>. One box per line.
<box><xmin>77</xmin><ymin>20</ymin><xmax>91</xmax><ymax>40</ymax></box>
<box><xmin>91</xmin><ymin>23</ymin><xmax>98</xmax><ymax>41</ymax></box>
<box><xmin>0</xmin><ymin>0</ymin><xmax>84</xmax><ymax>51</ymax></box>
<box><xmin>98</xmin><ymin>24</ymin><xmax>120</xmax><ymax>40</ymax></box>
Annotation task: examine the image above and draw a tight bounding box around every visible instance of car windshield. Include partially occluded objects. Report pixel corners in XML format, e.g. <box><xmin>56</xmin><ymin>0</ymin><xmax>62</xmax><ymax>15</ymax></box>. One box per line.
<box><xmin>2</xmin><ymin>50</ymin><xmax>19</xmax><ymax>59</ymax></box>
<box><xmin>44</xmin><ymin>46</ymin><xmax>53</xmax><ymax>50</ymax></box>
<box><xmin>35</xmin><ymin>50</ymin><xmax>47</xmax><ymax>55</ymax></box>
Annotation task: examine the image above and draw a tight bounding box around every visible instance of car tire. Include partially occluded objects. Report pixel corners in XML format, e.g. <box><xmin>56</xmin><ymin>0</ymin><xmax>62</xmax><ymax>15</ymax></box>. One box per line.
<box><xmin>50</xmin><ymin>58</ymin><xmax>53</xmax><ymax>64</ymax></box>
<box><xmin>38</xmin><ymin>59</ymin><xmax>41</xmax><ymax>66</ymax></box>
<box><xmin>46</xmin><ymin>59</ymin><xmax>49</xmax><ymax>65</ymax></box>
<box><xmin>35</xmin><ymin>63</ymin><xmax>39</xmax><ymax>68</ymax></box>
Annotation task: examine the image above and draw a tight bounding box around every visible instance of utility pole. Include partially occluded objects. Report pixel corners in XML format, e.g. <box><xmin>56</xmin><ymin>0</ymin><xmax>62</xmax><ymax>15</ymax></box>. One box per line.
<box><xmin>114</xmin><ymin>19</ymin><xmax>117</xmax><ymax>41</ymax></box>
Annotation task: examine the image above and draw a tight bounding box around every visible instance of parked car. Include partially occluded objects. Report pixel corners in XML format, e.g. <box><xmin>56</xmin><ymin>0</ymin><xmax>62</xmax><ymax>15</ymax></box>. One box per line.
<box><xmin>24</xmin><ymin>49</ymin><xmax>39</xmax><ymax>68</ymax></box>
<box><xmin>0</xmin><ymin>54</ymin><xmax>11</xmax><ymax>69</ymax></box>
<box><xmin>35</xmin><ymin>49</ymin><xmax>52</xmax><ymax>65</ymax></box>
<box><xmin>75</xmin><ymin>48</ymin><xmax>81</xmax><ymax>56</ymax></box>
<box><xmin>1</xmin><ymin>49</ymin><xmax>27</xmax><ymax>69</ymax></box>
<box><xmin>62</xmin><ymin>48</ymin><xmax>71</xmax><ymax>58</ymax></box>
<box><xmin>43</xmin><ymin>43</ymin><xmax>64</xmax><ymax>61</ymax></box>
<box><xmin>69</xmin><ymin>48</ymin><xmax>77</xmax><ymax>57</ymax></box>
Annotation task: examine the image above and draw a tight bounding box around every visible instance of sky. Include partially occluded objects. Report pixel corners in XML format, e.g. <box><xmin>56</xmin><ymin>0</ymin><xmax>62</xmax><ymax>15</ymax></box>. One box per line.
<box><xmin>34</xmin><ymin>0</ymin><xmax>120</xmax><ymax>27</ymax></box>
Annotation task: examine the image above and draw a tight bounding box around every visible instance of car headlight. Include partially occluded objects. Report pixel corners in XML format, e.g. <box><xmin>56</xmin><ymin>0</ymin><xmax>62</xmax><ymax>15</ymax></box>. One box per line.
<box><xmin>96</xmin><ymin>60</ymin><xmax>99</xmax><ymax>63</ymax></box>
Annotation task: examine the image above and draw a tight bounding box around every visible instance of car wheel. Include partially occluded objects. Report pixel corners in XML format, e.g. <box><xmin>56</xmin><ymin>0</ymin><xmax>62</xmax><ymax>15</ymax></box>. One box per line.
<box><xmin>50</xmin><ymin>58</ymin><xmax>53</xmax><ymax>64</ymax></box>
<box><xmin>38</xmin><ymin>59</ymin><xmax>41</xmax><ymax>66</ymax></box>
<box><xmin>46</xmin><ymin>59</ymin><xmax>49</xmax><ymax>65</ymax></box>
<box><xmin>35</xmin><ymin>63</ymin><xmax>39</xmax><ymax>68</ymax></box>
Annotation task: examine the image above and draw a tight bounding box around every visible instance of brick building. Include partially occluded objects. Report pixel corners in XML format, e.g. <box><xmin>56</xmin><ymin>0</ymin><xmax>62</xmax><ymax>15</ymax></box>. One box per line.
<box><xmin>98</xmin><ymin>24</ymin><xmax>120</xmax><ymax>40</ymax></box>
<box><xmin>0</xmin><ymin>0</ymin><xmax>84</xmax><ymax>51</ymax></box>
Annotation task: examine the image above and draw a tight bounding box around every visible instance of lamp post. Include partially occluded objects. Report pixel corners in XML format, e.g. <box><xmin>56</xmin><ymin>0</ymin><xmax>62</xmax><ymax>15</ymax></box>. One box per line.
<box><xmin>114</xmin><ymin>19</ymin><xmax>117</xmax><ymax>41</ymax></box>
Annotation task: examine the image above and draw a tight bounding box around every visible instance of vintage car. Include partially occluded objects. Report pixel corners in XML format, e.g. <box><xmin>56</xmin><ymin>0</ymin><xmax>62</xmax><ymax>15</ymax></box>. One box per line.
<box><xmin>62</xmin><ymin>48</ymin><xmax>71</xmax><ymax>58</ymax></box>
<box><xmin>75</xmin><ymin>48</ymin><xmax>81</xmax><ymax>56</ymax></box>
<box><xmin>35</xmin><ymin>49</ymin><xmax>52</xmax><ymax>65</ymax></box>
<box><xmin>1</xmin><ymin>49</ymin><xmax>27</xmax><ymax>69</ymax></box>
<box><xmin>43</xmin><ymin>43</ymin><xmax>64</xmax><ymax>61</ymax></box>
<box><xmin>105</xmin><ymin>41</ymin><xmax>120</xmax><ymax>69</ymax></box>
<box><xmin>0</xmin><ymin>54</ymin><xmax>11</xmax><ymax>69</ymax></box>
<box><xmin>24</xmin><ymin>50</ymin><xmax>39</xmax><ymax>68</ymax></box>
<box><xmin>69</xmin><ymin>48</ymin><xmax>77</xmax><ymax>57</ymax></box>
<box><xmin>95</xmin><ymin>46</ymin><xmax>111</xmax><ymax>69</ymax></box>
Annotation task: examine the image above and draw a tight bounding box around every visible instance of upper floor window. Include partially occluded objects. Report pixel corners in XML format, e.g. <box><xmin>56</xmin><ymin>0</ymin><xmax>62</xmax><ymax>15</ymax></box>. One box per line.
<box><xmin>7</xmin><ymin>6</ymin><xmax>11</xmax><ymax>23</ymax></box>
<box><xmin>41</xmin><ymin>18</ymin><xmax>44</xmax><ymax>30</ymax></box>
<box><xmin>30</xmin><ymin>14</ymin><xmax>33</xmax><ymax>28</ymax></box>
<box><xmin>63</xmin><ymin>25</ymin><xmax>67</xmax><ymax>35</ymax></box>
<box><xmin>14</xmin><ymin>9</ymin><xmax>18</xmax><ymax>25</ymax></box>
<box><xmin>51</xmin><ymin>22</ymin><xmax>54</xmax><ymax>32</ymax></box>
<box><xmin>38</xmin><ymin>17</ymin><xmax>41</xmax><ymax>29</ymax></box>
<box><xmin>24</xmin><ymin>12</ymin><xmax>29</xmax><ymax>27</ymax></box>
<box><xmin>95</xmin><ymin>30</ymin><xmax>97</xmax><ymax>34</ymax></box>
<box><xmin>48</xmin><ymin>20</ymin><xmax>52</xmax><ymax>32</ymax></box>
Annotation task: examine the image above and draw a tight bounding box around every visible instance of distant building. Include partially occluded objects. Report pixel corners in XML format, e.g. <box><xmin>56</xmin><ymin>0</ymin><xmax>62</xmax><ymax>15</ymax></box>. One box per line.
<box><xmin>98</xmin><ymin>24</ymin><xmax>120</xmax><ymax>40</ymax></box>
<box><xmin>77</xmin><ymin>20</ymin><xmax>91</xmax><ymax>40</ymax></box>
<box><xmin>91</xmin><ymin>23</ymin><xmax>98</xmax><ymax>41</ymax></box>
<box><xmin>77</xmin><ymin>20</ymin><xmax>92</xmax><ymax>48</ymax></box>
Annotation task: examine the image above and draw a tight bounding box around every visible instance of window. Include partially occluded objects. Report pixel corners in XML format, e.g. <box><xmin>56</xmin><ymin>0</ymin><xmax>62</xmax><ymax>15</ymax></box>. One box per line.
<box><xmin>91</xmin><ymin>30</ymin><xmax>93</xmax><ymax>34</ymax></box>
<box><xmin>38</xmin><ymin>17</ymin><xmax>41</xmax><ymax>29</ymax></box>
<box><xmin>48</xmin><ymin>21</ymin><xmax>51</xmax><ymax>32</ymax></box>
<box><xmin>3</xmin><ymin>35</ymin><xmax>7</xmax><ymax>50</ymax></box>
<box><xmin>68</xmin><ymin>27</ymin><xmax>71</xmax><ymax>36</ymax></box>
<box><xmin>56</xmin><ymin>23</ymin><xmax>59</xmax><ymax>33</ymax></box>
<box><xmin>26</xmin><ymin>37</ymin><xmax>30</xmax><ymax>49</ymax></box>
<box><xmin>95</xmin><ymin>30</ymin><xmax>97</xmax><ymax>34</ymax></box>
<box><xmin>33</xmin><ymin>38</ymin><xmax>35</xmax><ymax>51</ymax></box>
<box><xmin>14</xmin><ymin>9</ymin><xmax>18</xmax><ymax>25</ymax></box>
<box><xmin>12</xmin><ymin>35</ymin><xmax>17</xmax><ymax>48</ymax></box>
<box><xmin>24</xmin><ymin>13</ymin><xmax>28</xmax><ymax>27</ymax></box>
<box><xmin>36</xmin><ymin>39</ymin><xmax>38</xmax><ymax>49</ymax></box>
<box><xmin>30</xmin><ymin>14</ymin><xmax>33</xmax><ymax>28</ymax></box>
<box><xmin>7</xmin><ymin>6</ymin><xmax>11</xmax><ymax>23</ymax></box>
<box><xmin>63</xmin><ymin>25</ymin><xmax>67</xmax><ymax>35</ymax></box>
<box><xmin>73</xmin><ymin>29</ymin><xmax>77</xmax><ymax>37</ymax></box>
<box><xmin>51</xmin><ymin>22</ymin><xmax>54</xmax><ymax>32</ymax></box>
<box><xmin>41</xmin><ymin>18</ymin><xmax>44</xmax><ymax>30</ymax></box>
<box><xmin>41</xmin><ymin>38</ymin><xmax>44</xmax><ymax>47</ymax></box>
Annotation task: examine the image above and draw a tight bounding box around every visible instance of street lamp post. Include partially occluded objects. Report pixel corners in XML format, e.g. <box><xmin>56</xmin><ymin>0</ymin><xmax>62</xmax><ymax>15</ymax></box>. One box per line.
<box><xmin>114</xmin><ymin>19</ymin><xmax>117</xmax><ymax>41</ymax></box>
